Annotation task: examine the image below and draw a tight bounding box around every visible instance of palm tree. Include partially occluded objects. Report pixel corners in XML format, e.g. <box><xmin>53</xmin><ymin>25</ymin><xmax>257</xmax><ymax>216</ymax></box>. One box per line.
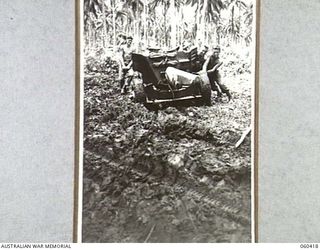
<box><xmin>109</xmin><ymin>0</ymin><xmax>117</xmax><ymax>51</ymax></box>
<box><xmin>185</xmin><ymin>0</ymin><xmax>224</xmax><ymax>46</ymax></box>
<box><xmin>169</xmin><ymin>0</ymin><xmax>177</xmax><ymax>47</ymax></box>
<box><xmin>122</xmin><ymin>0</ymin><xmax>144</xmax><ymax>46</ymax></box>
<box><xmin>176</xmin><ymin>0</ymin><xmax>187</xmax><ymax>46</ymax></box>
<box><xmin>84</xmin><ymin>0</ymin><xmax>102</xmax><ymax>26</ymax></box>
<box><xmin>105</xmin><ymin>1</ymin><xmax>129</xmax><ymax>49</ymax></box>
<box><xmin>150</xmin><ymin>0</ymin><xmax>188</xmax><ymax>47</ymax></box>
<box><xmin>242</xmin><ymin>2</ymin><xmax>253</xmax><ymax>45</ymax></box>
<box><xmin>84</xmin><ymin>0</ymin><xmax>103</xmax><ymax>49</ymax></box>
<box><xmin>225</xmin><ymin>0</ymin><xmax>247</xmax><ymax>44</ymax></box>
<box><xmin>83</xmin><ymin>0</ymin><xmax>253</xmax><ymax>52</ymax></box>
<box><xmin>150</xmin><ymin>0</ymin><xmax>169</xmax><ymax>46</ymax></box>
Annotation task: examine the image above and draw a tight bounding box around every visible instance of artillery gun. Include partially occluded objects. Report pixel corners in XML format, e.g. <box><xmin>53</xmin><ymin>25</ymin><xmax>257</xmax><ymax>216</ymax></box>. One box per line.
<box><xmin>131</xmin><ymin>47</ymin><xmax>212</xmax><ymax>110</ymax></box>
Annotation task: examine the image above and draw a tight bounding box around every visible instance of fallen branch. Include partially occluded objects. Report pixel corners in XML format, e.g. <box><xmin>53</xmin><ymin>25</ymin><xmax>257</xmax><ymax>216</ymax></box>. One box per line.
<box><xmin>144</xmin><ymin>224</ymin><xmax>156</xmax><ymax>243</ymax></box>
<box><xmin>235</xmin><ymin>127</ymin><xmax>251</xmax><ymax>148</ymax></box>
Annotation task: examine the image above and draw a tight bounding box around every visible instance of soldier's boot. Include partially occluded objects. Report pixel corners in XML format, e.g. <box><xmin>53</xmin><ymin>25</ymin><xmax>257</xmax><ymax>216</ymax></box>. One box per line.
<box><xmin>224</xmin><ymin>89</ymin><xmax>232</xmax><ymax>101</ymax></box>
<box><xmin>216</xmin><ymin>82</ymin><xmax>231</xmax><ymax>102</ymax></box>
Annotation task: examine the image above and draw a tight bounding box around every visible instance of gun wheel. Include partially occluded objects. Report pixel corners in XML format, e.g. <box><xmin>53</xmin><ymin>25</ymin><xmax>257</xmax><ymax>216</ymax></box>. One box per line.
<box><xmin>199</xmin><ymin>78</ymin><xmax>212</xmax><ymax>106</ymax></box>
<box><xmin>145</xmin><ymin>103</ymin><xmax>160</xmax><ymax>111</ymax></box>
<box><xmin>132</xmin><ymin>83</ymin><xmax>146</xmax><ymax>103</ymax></box>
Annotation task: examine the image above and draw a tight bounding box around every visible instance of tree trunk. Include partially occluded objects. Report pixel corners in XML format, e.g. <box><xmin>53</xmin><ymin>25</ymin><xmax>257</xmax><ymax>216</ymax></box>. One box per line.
<box><xmin>143</xmin><ymin>0</ymin><xmax>147</xmax><ymax>46</ymax></box>
<box><xmin>216</xmin><ymin>25</ymin><xmax>220</xmax><ymax>45</ymax></box>
<box><xmin>164</xmin><ymin>4</ymin><xmax>167</xmax><ymax>47</ymax></box>
<box><xmin>125</xmin><ymin>17</ymin><xmax>129</xmax><ymax>39</ymax></box>
<box><xmin>238</xmin><ymin>1</ymin><xmax>241</xmax><ymax>41</ymax></box>
<box><xmin>102</xmin><ymin>0</ymin><xmax>107</xmax><ymax>49</ymax></box>
<box><xmin>216</xmin><ymin>12</ymin><xmax>221</xmax><ymax>45</ymax></box>
<box><xmin>134</xmin><ymin>1</ymin><xmax>140</xmax><ymax>49</ymax></box>
<box><xmin>231</xmin><ymin>5</ymin><xmax>234</xmax><ymax>38</ymax></box>
<box><xmin>201</xmin><ymin>0</ymin><xmax>208</xmax><ymax>43</ymax></box>
<box><xmin>112</xmin><ymin>3</ymin><xmax>116</xmax><ymax>52</ymax></box>
<box><xmin>195</xmin><ymin>3</ymin><xmax>201</xmax><ymax>42</ymax></box>
<box><xmin>179</xmin><ymin>7</ymin><xmax>184</xmax><ymax>46</ymax></box>
<box><xmin>170</xmin><ymin>0</ymin><xmax>176</xmax><ymax>47</ymax></box>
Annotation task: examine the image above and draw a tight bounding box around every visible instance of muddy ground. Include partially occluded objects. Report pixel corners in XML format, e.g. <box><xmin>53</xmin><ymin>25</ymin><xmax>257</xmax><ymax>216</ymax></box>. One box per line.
<box><xmin>82</xmin><ymin>54</ymin><xmax>252</xmax><ymax>243</ymax></box>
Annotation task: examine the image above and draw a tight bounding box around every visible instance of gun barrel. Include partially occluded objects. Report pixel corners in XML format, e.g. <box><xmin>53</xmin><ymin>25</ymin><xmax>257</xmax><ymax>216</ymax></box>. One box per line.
<box><xmin>166</xmin><ymin>67</ymin><xmax>199</xmax><ymax>87</ymax></box>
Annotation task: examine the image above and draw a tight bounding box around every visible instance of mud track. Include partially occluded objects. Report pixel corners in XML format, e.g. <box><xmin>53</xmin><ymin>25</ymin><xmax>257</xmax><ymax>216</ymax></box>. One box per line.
<box><xmin>83</xmin><ymin>59</ymin><xmax>252</xmax><ymax>242</ymax></box>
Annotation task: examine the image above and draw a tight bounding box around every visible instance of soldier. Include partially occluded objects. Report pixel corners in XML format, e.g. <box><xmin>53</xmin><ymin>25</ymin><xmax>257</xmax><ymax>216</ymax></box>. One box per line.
<box><xmin>116</xmin><ymin>34</ymin><xmax>126</xmax><ymax>86</ymax></box>
<box><xmin>202</xmin><ymin>46</ymin><xmax>231</xmax><ymax>101</ymax></box>
<box><xmin>195</xmin><ymin>45</ymin><xmax>209</xmax><ymax>72</ymax></box>
<box><xmin>118</xmin><ymin>36</ymin><xmax>134</xmax><ymax>94</ymax></box>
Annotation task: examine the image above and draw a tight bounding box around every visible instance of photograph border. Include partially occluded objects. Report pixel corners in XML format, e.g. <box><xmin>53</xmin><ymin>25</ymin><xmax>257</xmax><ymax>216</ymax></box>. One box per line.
<box><xmin>254</xmin><ymin>0</ymin><xmax>260</xmax><ymax>243</ymax></box>
<box><xmin>74</xmin><ymin>0</ymin><xmax>81</xmax><ymax>243</ymax></box>
<box><xmin>74</xmin><ymin>0</ymin><xmax>261</xmax><ymax>243</ymax></box>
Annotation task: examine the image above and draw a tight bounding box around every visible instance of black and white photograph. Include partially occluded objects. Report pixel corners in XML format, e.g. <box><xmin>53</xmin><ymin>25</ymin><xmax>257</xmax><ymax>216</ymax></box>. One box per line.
<box><xmin>81</xmin><ymin>0</ymin><xmax>256</xmax><ymax>243</ymax></box>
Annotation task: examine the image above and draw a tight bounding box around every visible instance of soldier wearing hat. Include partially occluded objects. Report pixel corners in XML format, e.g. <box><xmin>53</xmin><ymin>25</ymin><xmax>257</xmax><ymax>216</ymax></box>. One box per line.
<box><xmin>202</xmin><ymin>46</ymin><xmax>231</xmax><ymax>101</ymax></box>
<box><xmin>118</xmin><ymin>35</ymin><xmax>134</xmax><ymax>93</ymax></box>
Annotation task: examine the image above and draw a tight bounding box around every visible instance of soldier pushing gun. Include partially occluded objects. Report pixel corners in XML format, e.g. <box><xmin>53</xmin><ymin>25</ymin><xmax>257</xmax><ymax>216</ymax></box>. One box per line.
<box><xmin>201</xmin><ymin>46</ymin><xmax>232</xmax><ymax>101</ymax></box>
